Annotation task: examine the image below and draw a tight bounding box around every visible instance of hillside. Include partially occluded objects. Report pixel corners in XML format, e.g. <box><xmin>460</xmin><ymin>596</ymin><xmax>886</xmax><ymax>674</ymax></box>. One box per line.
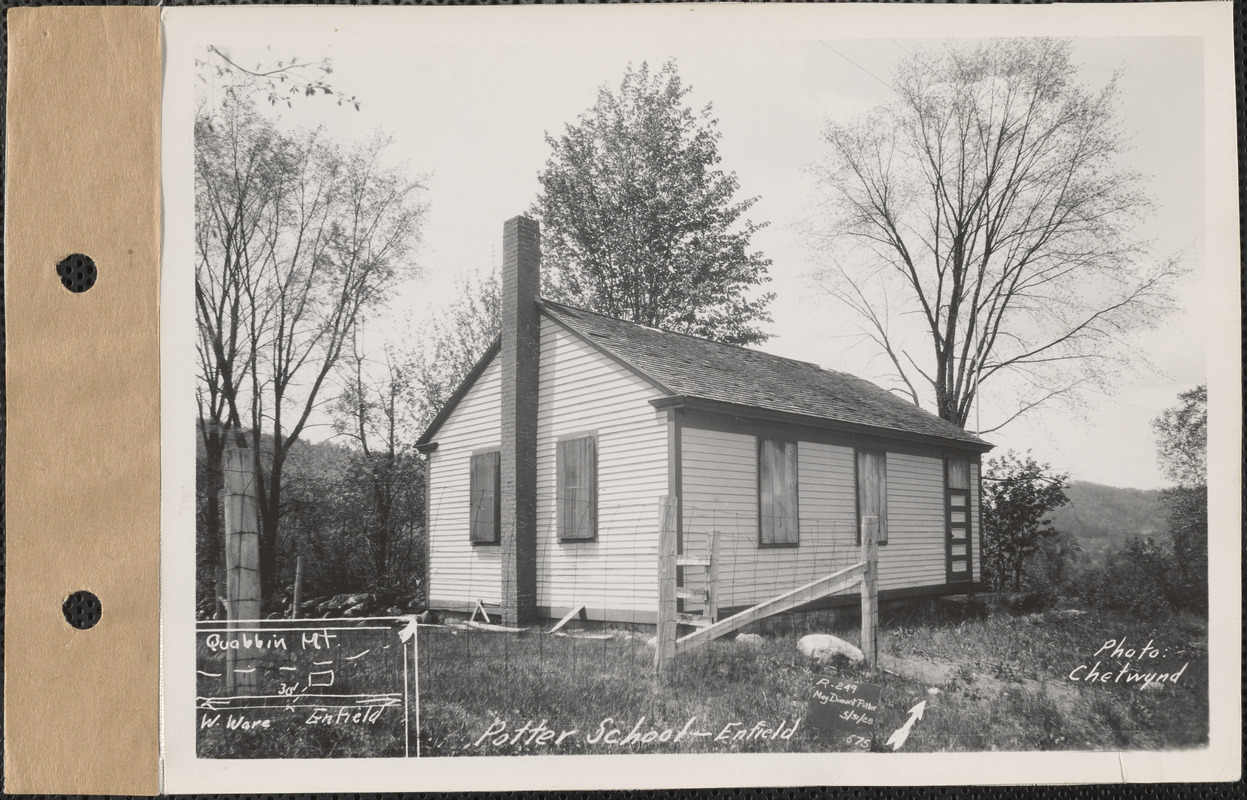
<box><xmin>1048</xmin><ymin>481</ymin><xmax>1165</xmax><ymax>561</ymax></box>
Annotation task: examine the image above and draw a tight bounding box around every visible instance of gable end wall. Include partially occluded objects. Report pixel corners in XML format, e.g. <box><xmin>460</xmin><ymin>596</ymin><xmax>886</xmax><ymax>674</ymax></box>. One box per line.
<box><xmin>425</xmin><ymin>317</ymin><xmax>670</xmax><ymax>619</ymax></box>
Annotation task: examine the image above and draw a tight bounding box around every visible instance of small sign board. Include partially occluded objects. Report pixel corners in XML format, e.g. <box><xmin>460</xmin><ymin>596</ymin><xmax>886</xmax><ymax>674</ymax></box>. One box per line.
<box><xmin>806</xmin><ymin>677</ymin><xmax>881</xmax><ymax>750</ymax></box>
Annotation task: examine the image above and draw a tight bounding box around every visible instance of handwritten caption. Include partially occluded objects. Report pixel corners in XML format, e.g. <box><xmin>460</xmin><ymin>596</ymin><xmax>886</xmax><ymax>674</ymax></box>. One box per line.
<box><xmin>472</xmin><ymin>716</ymin><xmax>801</xmax><ymax>750</ymax></box>
<box><xmin>197</xmin><ymin>624</ymin><xmax>407</xmax><ymax>737</ymax></box>
<box><xmin>805</xmin><ymin>678</ymin><xmax>882</xmax><ymax>750</ymax></box>
<box><xmin>1068</xmin><ymin>637</ymin><xmax>1189</xmax><ymax>687</ymax></box>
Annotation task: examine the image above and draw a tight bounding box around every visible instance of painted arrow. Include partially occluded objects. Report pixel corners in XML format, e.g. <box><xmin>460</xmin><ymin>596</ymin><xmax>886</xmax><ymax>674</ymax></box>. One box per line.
<box><xmin>884</xmin><ymin>700</ymin><xmax>926</xmax><ymax>751</ymax></box>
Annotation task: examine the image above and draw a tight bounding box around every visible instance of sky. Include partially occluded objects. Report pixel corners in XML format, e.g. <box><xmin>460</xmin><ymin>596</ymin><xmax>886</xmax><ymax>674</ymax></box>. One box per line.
<box><xmin>199</xmin><ymin>32</ymin><xmax>1208</xmax><ymax>490</ymax></box>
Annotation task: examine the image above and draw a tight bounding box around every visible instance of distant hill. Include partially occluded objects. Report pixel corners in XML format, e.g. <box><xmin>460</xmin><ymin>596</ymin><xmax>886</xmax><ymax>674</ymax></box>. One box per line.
<box><xmin>1047</xmin><ymin>481</ymin><xmax>1165</xmax><ymax>562</ymax></box>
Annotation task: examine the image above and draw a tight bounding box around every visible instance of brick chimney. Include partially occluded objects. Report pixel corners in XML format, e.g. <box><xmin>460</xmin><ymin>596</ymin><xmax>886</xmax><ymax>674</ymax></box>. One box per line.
<box><xmin>499</xmin><ymin>216</ymin><xmax>540</xmax><ymax>626</ymax></box>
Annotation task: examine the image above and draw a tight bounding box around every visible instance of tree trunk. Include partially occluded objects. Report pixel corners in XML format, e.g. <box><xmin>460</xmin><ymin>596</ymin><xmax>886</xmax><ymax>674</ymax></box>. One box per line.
<box><xmin>258</xmin><ymin>447</ymin><xmax>284</xmax><ymax>601</ymax></box>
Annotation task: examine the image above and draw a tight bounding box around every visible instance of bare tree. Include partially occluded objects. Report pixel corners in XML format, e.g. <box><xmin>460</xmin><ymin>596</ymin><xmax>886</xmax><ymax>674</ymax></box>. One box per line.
<box><xmin>195</xmin><ymin>94</ymin><xmax>426</xmax><ymax>596</ymax></box>
<box><xmin>811</xmin><ymin>39</ymin><xmax>1181</xmax><ymax>431</ymax></box>
<box><xmin>194</xmin><ymin>101</ymin><xmax>285</xmax><ymax>590</ymax></box>
<box><xmin>332</xmin><ymin>333</ymin><xmax>424</xmax><ymax>590</ymax></box>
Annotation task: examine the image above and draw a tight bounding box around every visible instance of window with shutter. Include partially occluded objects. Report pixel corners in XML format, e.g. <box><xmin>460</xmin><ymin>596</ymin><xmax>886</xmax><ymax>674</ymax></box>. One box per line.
<box><xmin>469</xmin><ymin>451</ymin><xmax>500</xmax><ymax>544</ymax></box>
<box><xmin>856</xmin><ymin>451</ymin><xmax>888</xmax><ymax>545</ymax></box>
<box><xmin>557</xmin><ymin>435</ymin><xmax>597</xmax><ymax>541</ymax></box>
<box><xmin>758</xmin><ymin>438</ymin><xmax>799</xmax><ymax>546</ymax></box>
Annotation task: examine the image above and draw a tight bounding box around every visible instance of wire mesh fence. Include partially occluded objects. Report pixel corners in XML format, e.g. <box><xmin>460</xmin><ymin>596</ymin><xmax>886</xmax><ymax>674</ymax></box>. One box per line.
<box><xmin>193</xmin><ymin>484</ymin><xmax>1208</xmax><ymax>756</ymax></box>
<box><xmin>415</xmin><ymin>491</ymin><xmax>874</xmax><ymax>755</ymax></box>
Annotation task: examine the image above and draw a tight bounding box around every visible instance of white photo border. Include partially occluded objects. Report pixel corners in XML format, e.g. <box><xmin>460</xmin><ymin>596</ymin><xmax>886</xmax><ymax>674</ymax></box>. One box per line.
<box><xmin>160</xmin><ymin>3</ymin><xmax>1241</xmax><ymax>792</ymax></box>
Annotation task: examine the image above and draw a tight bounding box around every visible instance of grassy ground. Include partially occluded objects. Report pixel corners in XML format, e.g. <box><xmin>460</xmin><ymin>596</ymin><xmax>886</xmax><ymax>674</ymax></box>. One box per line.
<box><xmin>195</xmin><ymin>604</ymin><xmax>1208</xmax><ymax>758</ymax></box>
<box><xmin>418</xmin><ymin>604</ymin><xmax>1208</xmax><ymax>756</ymax></box>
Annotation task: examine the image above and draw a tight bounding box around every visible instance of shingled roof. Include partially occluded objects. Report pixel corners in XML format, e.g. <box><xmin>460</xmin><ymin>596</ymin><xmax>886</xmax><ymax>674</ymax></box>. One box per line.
<box><xmin>541</xmin><ymin>300</ymin><xmax>991</xmax><ymax>450</ymax></box>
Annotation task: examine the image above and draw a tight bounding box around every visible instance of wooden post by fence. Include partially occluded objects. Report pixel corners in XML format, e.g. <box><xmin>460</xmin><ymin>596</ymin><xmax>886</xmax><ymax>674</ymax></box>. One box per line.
<box><xmin>214</xmin><ymin>565</ymin><xmax>226</xmax><ymax>620</ymax></box>
<box><xmin>655</xmin><ymin>495</ymin><xmax>679</xmax><ymax>674</ymax></box>
<box><xmin>291</xmin><ymin>556</ymin><xmax>305</xmax><ymax>619</ymax></box>
<box><xmin>706</xmin><ymin>530</ymin><xmax>720</xmax><ymax>624</ymax></box>
<box><xmin>860</xmin><ymin>515</ymin><xmax>879</xmax><ymax>668</ymax></box>
<box><xmin>223</xmin><ymin>444</ymin><xmax>262</xmax><ymax>693</ymax></box>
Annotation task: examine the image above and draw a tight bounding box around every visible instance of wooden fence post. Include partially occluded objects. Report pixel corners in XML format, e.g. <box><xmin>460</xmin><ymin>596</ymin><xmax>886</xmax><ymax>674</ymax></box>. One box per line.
<box><xmin>860</xmin><ymin>515</ymin><xmax>879</xmax><ymax>668</ymax></box>
<box><xmin>706</xmin><ymin>530</ymin><xmax>720</xmax><ymax>624</ymax></box>
<box><xmin>655</xmin><ymin>496</ymin><xmax>679</xmax><ymax>674</ymax></box>
<box><xmin>214</xmin><ymin>565</ymin><xmax>226</xmax><ymax>620</ymax></box>
<box><xmin>223</xmin><ymin>444</ymin><xmax>262</xmax><ymax>693</ymax></box>
<box><xmin>292</xmin><ymin>556</ymin><xmax>305</xmax><ymax>619</ymax></box>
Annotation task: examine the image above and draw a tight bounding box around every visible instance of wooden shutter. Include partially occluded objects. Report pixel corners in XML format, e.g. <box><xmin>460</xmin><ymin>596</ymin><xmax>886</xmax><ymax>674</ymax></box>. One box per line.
<box><xmin>856</xmin><ymin>451</ymin><xmax>888</xmax><ymax>545</ymax></box>
<box><xmin>758</xmin><ymin>439</ymin><xmax>798</xmax><ymax>545</ymax></box>
<box><xmin>469</xmin><ymin>451</ymin><xmax>500</xmax><ymax>544</ymax></box>
<box><xmin>558</xmin><ymin>435</ymin><xmax>597</xmax><ymax>540</ymax></box>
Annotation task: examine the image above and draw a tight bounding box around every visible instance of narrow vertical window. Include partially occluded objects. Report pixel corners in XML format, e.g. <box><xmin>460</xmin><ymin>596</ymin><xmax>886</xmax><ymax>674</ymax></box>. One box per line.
<box><xmin>469</xmin><ymin>451</ymin><xmax>500</xmax><ymax>544</ymax></box>
<box><xmin>558</xmin><ymin>435</ymin><xmax>597</xmax><ymax>541</ymax></box>
<box><xmin>946</xmin><ymin>457</ymin><xmax>971</xmax><ymax>580</ymax></box>
<box><xmin>758</xmin><ymin>439</ymin><xmax>799</xmax><ymax>545</ymax></box>
<box><xmin>856</xmin><ymin>451</ymin><xmax>888</xmax><ymax>545</ymax></box>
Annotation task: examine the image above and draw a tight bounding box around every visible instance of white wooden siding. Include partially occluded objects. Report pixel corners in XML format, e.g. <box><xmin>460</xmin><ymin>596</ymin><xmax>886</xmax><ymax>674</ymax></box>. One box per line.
<box><xmin>426</xmin><ymin>357</ymin><xmax>503</xmax><ymax>607</ymax></box>
<box><xmin>681</xmin><ymin>427</ymin><xmax>958</xmax><ymax>608</ymax></box>
<box><xmin>681</xmin><ymin>430</ymin><xmax>860</xmax><ymax>609</ymax></box>
<box><xmin>534</xmin><ymin>317</ymin><xmax>669</xmax><ymax>617</ymax></box>
<box><xmin>880</xmin><ymin>452</ymin><xmax>947</xmax><ymax>591</ymax></box>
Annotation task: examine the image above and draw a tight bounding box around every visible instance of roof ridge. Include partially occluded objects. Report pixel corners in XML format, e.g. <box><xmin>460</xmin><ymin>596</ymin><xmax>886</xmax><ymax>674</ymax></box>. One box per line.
<box><xmin>538</xmin><ymin>297</ymin><xmax>825</xmax><ymax>371</ymax></box>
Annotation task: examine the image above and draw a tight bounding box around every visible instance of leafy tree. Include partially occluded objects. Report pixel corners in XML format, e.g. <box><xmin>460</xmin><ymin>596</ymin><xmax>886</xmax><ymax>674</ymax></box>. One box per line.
<box><xmin>1152</xmin><ymin>384</ymin><xmax>1207</xmax><ymax>489</ymax></box>
<box><xmin>535</xmin><ymin>60</ymin><xmax>774</xmax><ymax>346</ymax></box>
<box><xmin>412</xmin><ymin>269</ymin><xmax>501</xmax><ymax>429</ymax></box>
<box><xmin>981</xmin><ymin>450</ymin><xmax>1070</xmax><ymax>592</ymax></box>
<box><xmin>198</xmin><ymin>45</ymin><xmax>360</xmax><ymax>111</ymax></box>
<box><xmin>812</xmin><ymin>39</ymin><xmax>1180</xmax><ymax>430</ymax></box>
<box><xmin>1151</xmin><ymin>385</ymin><xmax>1207</xmax><ymax>610</ymax></box>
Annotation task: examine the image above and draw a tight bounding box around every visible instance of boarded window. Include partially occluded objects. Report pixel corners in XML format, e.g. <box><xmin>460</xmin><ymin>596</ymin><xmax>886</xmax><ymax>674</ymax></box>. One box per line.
<box><xmin>558</xmin><ymin>435</ymin><xmax>597</xmax><ymax>541</ymax></box>
<box><xmin>469</xmin><ymin>451</ymin><xmax>500</xmax><ymax>544</ymax></box>
<box><xmin>856</xmin><ymin>451</ymin><xmax>888</xmax><ymax>545</ymax></box>
<box><xmin>758</xmin><ymin>439</ymin><xmax>799</xmax><ymax>545</ymax></box>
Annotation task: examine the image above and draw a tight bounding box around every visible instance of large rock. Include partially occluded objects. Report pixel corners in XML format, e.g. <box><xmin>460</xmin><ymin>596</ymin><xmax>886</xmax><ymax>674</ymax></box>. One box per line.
<box><xmin>736</xmin><ymin>633</ymin><xmax>765</xmax><ymax>648</ymax></box>
<box><xmin>798</xmin><ymin>634</ymin><xmax>863</xmax><ymax>663</ymax></box>
<box><xmin>323</xmin><ymin>593</ymin><xmax>354</xmax><ymax>610</ymax></box>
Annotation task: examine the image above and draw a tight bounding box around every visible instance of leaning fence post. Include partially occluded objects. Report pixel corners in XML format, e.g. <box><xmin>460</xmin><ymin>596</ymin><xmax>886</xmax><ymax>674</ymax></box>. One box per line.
<box><xmin>655</xmin><ymin>495</ymin><xmax>679</xmax><ymax>674</ymax></box>
<box><xmin>860</xmin><ymin>515</ymin><xmax>879</xmax><ymax>668</ymax></box>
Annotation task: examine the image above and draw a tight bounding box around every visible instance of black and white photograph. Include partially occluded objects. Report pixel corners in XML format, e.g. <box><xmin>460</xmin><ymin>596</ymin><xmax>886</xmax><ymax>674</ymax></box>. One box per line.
<box><xmin>160</xmin><ymin>3</ymin><xmax>1239</xmax><ymax>791</ymax></box>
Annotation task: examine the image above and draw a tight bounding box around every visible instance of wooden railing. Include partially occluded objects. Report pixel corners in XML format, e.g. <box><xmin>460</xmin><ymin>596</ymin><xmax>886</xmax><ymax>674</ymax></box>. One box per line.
<box><xmin>655</xmin><ymin>495</ymin><xmax>879</xmax><ymax>673</ymax></box>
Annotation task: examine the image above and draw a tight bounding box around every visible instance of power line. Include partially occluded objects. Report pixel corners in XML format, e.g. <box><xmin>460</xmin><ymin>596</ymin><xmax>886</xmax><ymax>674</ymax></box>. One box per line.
<box><xmin>889</xmin><ymin>38</ymin><xmax>916</xmax><ymax>58</ymax></box>
<box><xmin>817</xmin><ymin>40</ymin><xmax>894</xmax><ymax>93</ymax></box>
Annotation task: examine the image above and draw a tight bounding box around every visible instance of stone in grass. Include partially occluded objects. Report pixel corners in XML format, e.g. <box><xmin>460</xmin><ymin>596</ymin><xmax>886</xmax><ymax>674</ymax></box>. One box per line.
<box><xmin>927</xmin><ymin>687</ymin><xmax>941</xmax><ymax>696</ymax></box>
<box><xmin>736</xmin><ymin>633</ymin><xmax>765</xmax><ymax>648</ymax></box>
<box><xmin>797</xmin><ymin>634</ymin><xmax>863</xmax><ymax>663</ymax></box>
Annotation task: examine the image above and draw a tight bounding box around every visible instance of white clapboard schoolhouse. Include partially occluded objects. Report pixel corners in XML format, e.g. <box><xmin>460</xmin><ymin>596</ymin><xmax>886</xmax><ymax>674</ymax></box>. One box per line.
<box><xmin>416</xmin><ymin>216</ymin><xmax>993</xmax><ymax>627</ymax></box>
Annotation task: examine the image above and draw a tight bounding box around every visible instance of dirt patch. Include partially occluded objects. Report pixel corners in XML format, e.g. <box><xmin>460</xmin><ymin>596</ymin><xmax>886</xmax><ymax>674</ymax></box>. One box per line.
<box><xmin>881</xmin><ymin>651</ymin><xmax>1084</xmax><ymax>716</ymax></box>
